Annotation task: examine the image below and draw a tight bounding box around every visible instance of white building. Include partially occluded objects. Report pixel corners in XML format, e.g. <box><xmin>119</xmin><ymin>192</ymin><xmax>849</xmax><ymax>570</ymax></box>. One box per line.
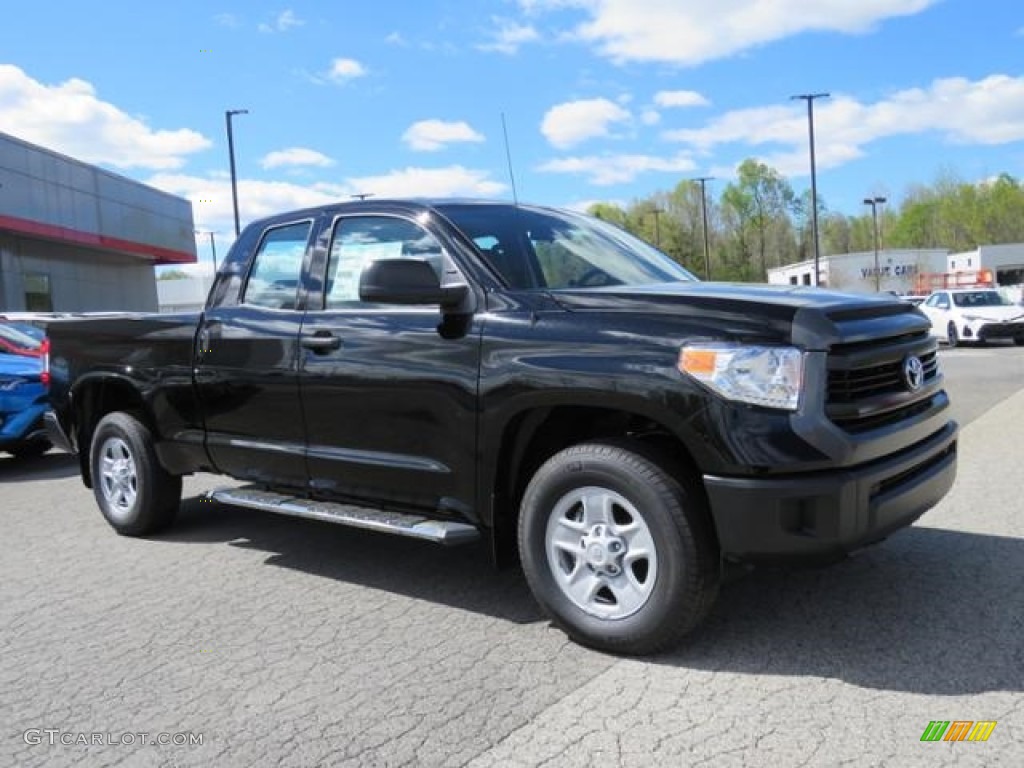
<box><xmin>767</xmin><ymin>249</ymin><xmax>949</xmax><ymax>295</ymax></box>
<box><xmin>156</xmin><ymin>271</ymin><xmax>216</xmax><ymax>313</ymax></box>
<box><xmin>944</xmin><ymin>244</ymin><xmax>1024</xmax><ymax>302</ymax></box>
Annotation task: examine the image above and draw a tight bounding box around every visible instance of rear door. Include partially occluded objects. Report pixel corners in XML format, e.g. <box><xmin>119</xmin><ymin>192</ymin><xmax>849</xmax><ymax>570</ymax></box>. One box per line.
<box><xmin>298</xmin><ymin>213</ymin><xmax>482</xmax><ymax>515</ymax></box>
<box><xmin>194</xmin><ymin>219</ymin><xmax>312</xmax><ymax>488</ymax></box>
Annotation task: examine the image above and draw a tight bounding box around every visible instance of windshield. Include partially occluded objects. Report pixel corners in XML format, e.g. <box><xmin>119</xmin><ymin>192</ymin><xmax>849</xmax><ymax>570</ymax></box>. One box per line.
<box><xmin>952</xmin><ymin>291</ymin><xmax>1012</xmax><ymax>308</ymax></box>
<box><xmin>438</xmin><ymin>203</ymin><xmax>698</xmax><ymax>290</ymax></box>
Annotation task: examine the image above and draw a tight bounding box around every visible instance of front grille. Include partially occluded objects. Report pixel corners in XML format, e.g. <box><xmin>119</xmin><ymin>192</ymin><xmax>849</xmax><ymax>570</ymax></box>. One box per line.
<box><xmin>825</xmin><ymin>327</ymin><xmax>939</xmax><ymax>433</ymax></box>
<box><xmin>828</xmin><ymin>348</ymin><xmax>938</xmax><ymax>403</ymax></box>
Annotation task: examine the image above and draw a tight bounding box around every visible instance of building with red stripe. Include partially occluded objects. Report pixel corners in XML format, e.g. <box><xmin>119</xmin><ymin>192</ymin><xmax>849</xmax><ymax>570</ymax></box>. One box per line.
<box><xmin>0</xmin><ymin>131</ymin><xmax>196</xmax><ymax>312</ymax></box>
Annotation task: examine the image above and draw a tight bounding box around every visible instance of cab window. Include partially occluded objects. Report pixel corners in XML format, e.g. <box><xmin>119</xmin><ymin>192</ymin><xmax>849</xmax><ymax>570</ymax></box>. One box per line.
<box><xmin>243</xmin><ymin>221</ymin><xmax>312</xmax><ymax>309</ymax></box>
<box><xmin>324</xmin><ymin>216</ymin><xmax>444</xmax><ymax>308</ymax></box>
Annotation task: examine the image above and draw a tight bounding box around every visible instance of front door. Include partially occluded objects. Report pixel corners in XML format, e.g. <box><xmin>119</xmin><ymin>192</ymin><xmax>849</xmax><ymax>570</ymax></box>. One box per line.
<box><xmin>298</xmin><ymin>214</ymin><xmax>481</xmax><ymax>516</ymax></box>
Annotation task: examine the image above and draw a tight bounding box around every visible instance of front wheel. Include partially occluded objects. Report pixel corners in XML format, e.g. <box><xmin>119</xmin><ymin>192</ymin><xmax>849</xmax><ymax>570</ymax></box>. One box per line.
<box><xmin>947</xmin><ymin>322</ymin><xmax>959</xmax><ymax>348</ymax></box>
<box><xmin>90</xmin><ymin>412</ymin><xmax>182</xmax><ymax>536</ymax></box>
<box><xmin>1014</xmin><ymin>335</ymin><xmax>1024</xmax><ymax>347</ymax></box>
<box><xmin>518</xmin><ymin>442</ymin><xmax>719</xmax><ymax>655</ymax></box>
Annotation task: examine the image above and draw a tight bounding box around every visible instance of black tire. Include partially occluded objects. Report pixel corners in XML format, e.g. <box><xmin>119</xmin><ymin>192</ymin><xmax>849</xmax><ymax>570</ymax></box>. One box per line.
<box><xmin>518</xmin><ymin>441</ymin><xmax>719</xmax><ymax>655</ymax></box>
<box><xmin>947</xmin><ymin>322</ymin><xmax>959</xmax><ymax>348</ymax></box>
<box><xmin>8</xmin><ymin>440</ymin><xmax>51</xmax><ymax>459</ymax></box>
<box><xmin>89</xmin><ymin>412</ymin><xmax>181</xmax><ymax>536</ymax></box>
<box><xmin>1014</xmin><ymin>336</ymin><xmax>1024</xmax><ymax>347</ymax></box>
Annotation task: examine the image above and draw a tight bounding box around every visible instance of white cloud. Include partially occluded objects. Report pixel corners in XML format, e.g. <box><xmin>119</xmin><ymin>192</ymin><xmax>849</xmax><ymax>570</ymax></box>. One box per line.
<box><xmin>402</xmin><ymin>120</ymin><xmax>485</xmax><ymax>152</ymax></box>
<box><xmin>0</xmin><ymin>65</ymin><xmax>210</xmax><ymax>170</ymax></box>
<box><xmin>640</xmin><ymin>109</ymin><xmax>661</xmax><ymax>126</ymax></box>
<box><xmin>258</xmin><ymin>9</ymin><xmax>304</xmax><ymax>33</ymax></box>
<box><xmin>328</xmin><ymin>58</ymin><xmax>367</xmax><ymax>83</ymax></box>
<box><xmin>148</xmin><ymin>167</ymin><xmax>505</xmax><ymax>237</ymax></box>
<box><xmin>538</xmin><ymin>151</ymin><xmax>697</xmax><ymax>185</ymax></box>
<box><xmin>344</xmin><ymin>166</ymin><xmax>505</xmax><ymax>198</ymax></box>
<box><xmin>541</xmin><ymin>98</ymin><xmax>632</xmax><ymax>149</ymax></box>
<box><xmin>477</xmin><ymin>17</ymin><xmax>541</xmax><ymax>54</ymax></box>
<box><xmin>563</xmin><ymin>198</ymin><xmax>627</xmax><ymax>213</ymax></box>
<box><xmin>260</xmin><ymin>147</ymin><xmax>336</xmax><ymax>169</ymax></box>
<box><xmin>386</xmin><ymin>31</ymin><xmax>407</xmax><ymax>46</ymax></box>
<box><xmin>665</xmin><ymin>74</ymin><xmax>1024</xmax><ymax>176</ymax></box>
<box><xmin>214</xmin><ymin>13</ymin><xmax>239</xmax><ymax>28</ymax></box>
<box><xmin>148</xmin><ymin>173</ymin><xmax>346</xmax><ymax>244</ymax></box>
<box><xmin>522</xmin><ymin>0</ymin><xmax>937</xmax><ymax>65</ymax></box>
<box><xmin>654</xmin><ymin>90</ymin><xmax>709</xmax><ymax>108</ymax></box>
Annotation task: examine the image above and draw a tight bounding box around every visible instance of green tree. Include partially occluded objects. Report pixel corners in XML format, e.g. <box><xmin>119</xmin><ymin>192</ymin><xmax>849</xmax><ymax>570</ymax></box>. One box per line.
<box><xmin>720</xmin><ymin>159</ymin><xmax>798</xmax><ymax>279</ymax></box>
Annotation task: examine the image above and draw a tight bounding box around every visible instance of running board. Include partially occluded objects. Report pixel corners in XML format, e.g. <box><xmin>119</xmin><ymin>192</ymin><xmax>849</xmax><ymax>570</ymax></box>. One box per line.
<box><xmin>207</xmin><ymin>486</ymin><xmax>480</xmax><ymax>545</ymax></box>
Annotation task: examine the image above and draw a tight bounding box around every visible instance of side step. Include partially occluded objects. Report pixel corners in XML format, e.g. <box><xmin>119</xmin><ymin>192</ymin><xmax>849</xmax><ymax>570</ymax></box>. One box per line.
<box><xmin>208</xmin><ymin>486</ymin><xmax>480</xmax><ymax>546</ymax></box>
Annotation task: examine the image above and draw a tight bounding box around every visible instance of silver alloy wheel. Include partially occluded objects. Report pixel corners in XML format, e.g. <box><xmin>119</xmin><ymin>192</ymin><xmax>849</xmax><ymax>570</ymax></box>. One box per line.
<box><xmin>545</xmin><ymin>485</ymin><xmax>659</xmax><ymax>620</ymax></box>
<box><xmin>98</xmin><ymin>436</ymin><xmax>138</xmax><ymax>522</ymax></box>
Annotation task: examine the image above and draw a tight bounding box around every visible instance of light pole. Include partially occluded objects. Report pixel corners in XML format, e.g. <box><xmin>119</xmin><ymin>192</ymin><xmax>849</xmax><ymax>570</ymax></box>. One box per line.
<box><xmin>864</xmin><ymin>196</ymin><xmax>886</xmax><ymax>292</ymax></box>
<box><xmin>791</xmin><ymin>93</ymin><xmax>830</xmax><ymax>286</ymax></box>
<box><xmin>693</xmin><ymin>176</ymin><xmax>714</xmax><ymax>280</ymax></box>
<box><xmin>225</xmin><ymin>109</ymin><xmax>249</xmax><ymax>237</ymax></box>
<box><xmin>650</xmin><ymin>205</ymin><xmax>664</xmax><ymax>247</ymax></box>
<box><xmin>195</xmin><ymin>230</ymin><xmax>217</xmax><ymax>271</ymax></box>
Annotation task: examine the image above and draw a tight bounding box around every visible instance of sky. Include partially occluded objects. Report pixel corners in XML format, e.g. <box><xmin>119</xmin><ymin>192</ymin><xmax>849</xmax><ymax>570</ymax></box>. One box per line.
<box><xmin>1</xmin><ymin>1</ymin><xmax>1023</xmax><ymax>266</ymax></box>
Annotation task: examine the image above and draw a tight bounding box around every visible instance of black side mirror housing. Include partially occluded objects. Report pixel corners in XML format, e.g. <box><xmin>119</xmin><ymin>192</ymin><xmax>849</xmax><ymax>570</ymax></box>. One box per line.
<box><xmin>359</xmin><ymin>259</ymin><xmax>468</xmax><ymax>309</ymax></box>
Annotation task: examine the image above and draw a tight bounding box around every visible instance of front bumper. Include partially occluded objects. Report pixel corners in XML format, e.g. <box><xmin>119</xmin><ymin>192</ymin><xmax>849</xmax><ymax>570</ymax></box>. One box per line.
<box><xmin>703</xmin><ymin>421</ymin><xmax>957</xmax><ymax>564</ymax></box>
<box><xmin>967</xmin><ymin>320</ymin><xmax>1024</xmax><ymax>340</ymax></box>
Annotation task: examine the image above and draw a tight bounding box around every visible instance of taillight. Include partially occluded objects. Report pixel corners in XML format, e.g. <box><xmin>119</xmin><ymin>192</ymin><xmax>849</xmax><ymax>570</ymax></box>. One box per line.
<box><xmin>41</xmin><ymin>337</ymin><xmax>51</xmax><ymax>388</ymax></box>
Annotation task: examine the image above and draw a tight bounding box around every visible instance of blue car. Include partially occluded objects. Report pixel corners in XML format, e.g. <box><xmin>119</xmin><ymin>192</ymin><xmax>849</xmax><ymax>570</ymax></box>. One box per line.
<box><xmin>0</xmin><ymin>340</ymin><xmax>51</xmax><ymax>459</ymax></box>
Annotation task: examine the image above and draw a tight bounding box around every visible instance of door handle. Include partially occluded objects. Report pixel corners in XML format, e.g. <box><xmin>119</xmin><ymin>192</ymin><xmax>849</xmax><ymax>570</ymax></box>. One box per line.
<box><xmin>301</xmin><ymin>333</ymin><xmax>342</xmax><ymax>352</ymax></box>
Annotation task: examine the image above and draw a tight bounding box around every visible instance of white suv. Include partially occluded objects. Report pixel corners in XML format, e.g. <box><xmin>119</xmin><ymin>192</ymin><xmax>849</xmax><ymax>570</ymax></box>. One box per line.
<box><xmin>919</xmin><ymin>289</ymin><xmax>1024</xmax><ymax>347</ymax></box>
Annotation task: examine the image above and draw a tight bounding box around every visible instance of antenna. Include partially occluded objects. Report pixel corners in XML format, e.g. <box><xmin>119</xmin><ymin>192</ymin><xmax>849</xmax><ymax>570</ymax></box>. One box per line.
<box><xmin>500</xmin><ymin>112</ymin><xmax>519</xmax><ymax>206</ymax></box>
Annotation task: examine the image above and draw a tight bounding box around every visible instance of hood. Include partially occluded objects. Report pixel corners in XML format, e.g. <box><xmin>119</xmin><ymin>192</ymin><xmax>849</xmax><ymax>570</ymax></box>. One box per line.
<box><xmin>958</xmin><ymin>305</ymin><xmax>1024</xmax><ymax>321</ymax></box>
<box><xmin>549</xmin><ymin>281</ymin><xmax>903</xmax><ymax>320</ymax></box>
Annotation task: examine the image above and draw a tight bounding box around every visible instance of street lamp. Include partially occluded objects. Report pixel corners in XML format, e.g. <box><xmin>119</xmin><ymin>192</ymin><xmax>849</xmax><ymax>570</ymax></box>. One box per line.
<box><xmin>693</xmin><ymin>176</ymin><xmax>714</xmax><ymax>280</ymax></box>
<box><xmin>863</xmin><ymin>196</ymin><xmax>886</xmax><ymax>292</ymax></box>
<box><xmin>225</xmin><ymin>109</ymin><xmax>249</xmax><ymax>237</ymax></box>
<box><xmin>791</xmin><ymin>93</ymin><xmax>830</xmax><ymax>286</ymax></box>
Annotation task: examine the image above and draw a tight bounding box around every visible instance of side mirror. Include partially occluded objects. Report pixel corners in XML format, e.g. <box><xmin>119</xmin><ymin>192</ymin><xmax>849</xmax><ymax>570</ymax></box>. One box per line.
<box><xmin>359</xmin><ymin>259</ymin><xmax>468</xmax><ymax>309</ymax></box>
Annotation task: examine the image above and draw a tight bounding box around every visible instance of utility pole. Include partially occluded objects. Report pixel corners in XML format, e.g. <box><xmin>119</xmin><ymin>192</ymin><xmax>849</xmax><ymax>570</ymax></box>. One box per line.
<box><xmin>791</xmin><ymin>93</ymin><xmax>829</xmax><ymax>286</ymax></box>
<box><xmin>693</xmin><ymin>176</ymin><xmax>714</xmax><ymax>280</ymax></box>
<box><xmin>225</xmin><ymin>109</ymin><xmax>249</xmax><ymax>237</ymax></box>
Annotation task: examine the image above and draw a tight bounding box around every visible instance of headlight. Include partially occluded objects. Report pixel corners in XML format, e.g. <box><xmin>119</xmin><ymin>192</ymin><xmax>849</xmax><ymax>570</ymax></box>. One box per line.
<box><xmin>678</xmin><ymin>344</ymin><xmax>804</xmax><ymax>411</ymax></box>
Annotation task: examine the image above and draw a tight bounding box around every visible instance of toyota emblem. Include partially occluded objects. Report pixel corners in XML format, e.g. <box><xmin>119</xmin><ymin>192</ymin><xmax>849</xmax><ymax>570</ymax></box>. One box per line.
<box><xmin>903</xmin><ymin>355</ymin><xmax>925</xmax><ymax>392</ymax></box>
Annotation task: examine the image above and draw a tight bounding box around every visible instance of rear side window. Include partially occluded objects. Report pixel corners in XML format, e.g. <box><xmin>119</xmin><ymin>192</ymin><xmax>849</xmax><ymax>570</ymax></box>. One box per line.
<box><xmin>324</xmin><ymin>216</ymin><xmax>443</xmax><ymax>308</ymax></box>
<box><xmin>243</xmin><ymin>221</ymin><xmax>312</xmax><ymax>309</ymax></box>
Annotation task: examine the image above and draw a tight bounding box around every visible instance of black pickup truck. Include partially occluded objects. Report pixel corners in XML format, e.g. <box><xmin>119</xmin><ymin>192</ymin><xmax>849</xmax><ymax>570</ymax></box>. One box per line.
<box><xmin>45</xmin><ymin>199</ymin><xmax>957</xmax><ymax>654</ymax></box>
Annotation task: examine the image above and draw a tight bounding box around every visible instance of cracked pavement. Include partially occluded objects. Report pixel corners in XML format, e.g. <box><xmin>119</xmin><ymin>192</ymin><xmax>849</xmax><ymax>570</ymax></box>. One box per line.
<box><xmin>1</xmin><ymin>348</ymin><xmax>1021</xmax><ymax>767</ymax></box>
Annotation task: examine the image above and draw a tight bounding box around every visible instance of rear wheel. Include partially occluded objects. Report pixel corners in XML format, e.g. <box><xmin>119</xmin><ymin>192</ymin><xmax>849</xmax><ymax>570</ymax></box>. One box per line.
<box><xmin>947</xmin><ymin>322</ymin><xmax>959</xmax><ymax>348</ymax></box>
<box><xmin>518</xmin><ymin>441</ymin><xmax>719</xmax><ymax>655</ymax></box>
<box><xmin>1014</xmin><ymin>335</ymin><xmax>1024</xmax><ymax>347</ymax></box>
<box><xmin>90</xmin><ymin>412</ymin><xmax>181</xmax><ymax>536</ymax></box>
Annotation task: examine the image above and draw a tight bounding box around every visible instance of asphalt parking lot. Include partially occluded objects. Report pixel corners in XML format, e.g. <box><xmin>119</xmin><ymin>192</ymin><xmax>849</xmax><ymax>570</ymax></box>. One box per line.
<box><xmin>1</xmin><ymin>346</ymin><xmax>1022</xmax><ymax>767</ymax></box>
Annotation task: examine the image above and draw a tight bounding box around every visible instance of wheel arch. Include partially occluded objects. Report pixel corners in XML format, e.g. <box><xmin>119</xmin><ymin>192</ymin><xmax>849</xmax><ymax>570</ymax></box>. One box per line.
<box><xmin>485</xmin><ymin>401</ymin><xmax>710</xmax><ymax>567</ymax></box>
<box><xmin>71</xmin><ymin>374</ymin><xmax>152</xmax><ymax>487</ymax></box>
